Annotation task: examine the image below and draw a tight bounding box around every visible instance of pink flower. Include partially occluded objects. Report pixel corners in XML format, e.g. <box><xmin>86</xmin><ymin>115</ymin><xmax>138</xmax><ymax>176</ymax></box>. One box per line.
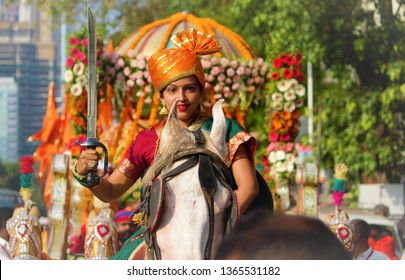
<box><xmin>270</xmin><ymin>131</ymin><xmax>279</xmax><ymax>142</ymax></box>
<box><xmin>69</xmin><ymin>37</ymin><xmax>79</xmax><ymax>45</ymax></box>
<box><xmin>266</xmin><ymin>142</ymin><xmax>278</xmax><ymax>153</ymax></box>
<box><xmin>332</xmin><ymin>191</ymin><xmax>345</xmax><ymax>207</ymax></box>
<box><xmin>66</xmin><ymin>57</ymin><xmax>74</xmax><ymax>68</ymax></box>
<box><xmin>70</xmin><ymin>48</ymin><xmax>79</xmax><ymax>56</ymax></box>
<box><xmin>76</xmin><ymin>51</ymin><xmax>86</xmax><ymax>62</ymax></box>
<box><xmin>81</xmin><ymin>39</ymin><xmax>88</xmax><ymax>47</ymax></box>
<box><xmin>123</xmin><ymin>67</ymin><xmax>131</xmax><ymax>77</ymax></box>
<box><xmin>231</xmin><ymin>60</ymin><xmax>238</xmax><ymax>69</ymax></box>
<box><xmin>226</xmin><ymin>68</ymin><xmax>235</xmax><ymax>77</ymax></box>
<box><xmin>236</xmin><ymin>67</ymin><xmax>245</xmax><ymax>76</ymax></box>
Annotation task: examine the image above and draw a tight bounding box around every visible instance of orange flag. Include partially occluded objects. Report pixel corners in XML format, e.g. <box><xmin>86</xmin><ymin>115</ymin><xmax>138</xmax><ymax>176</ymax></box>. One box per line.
<box><xmin>28</xmin><ymin>82</ymin><xmax>61</xmax><ymax>187</ymax></box>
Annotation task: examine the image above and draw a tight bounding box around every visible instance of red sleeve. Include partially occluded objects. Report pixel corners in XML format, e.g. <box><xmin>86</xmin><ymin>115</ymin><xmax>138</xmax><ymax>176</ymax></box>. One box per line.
<box><xmin>116</xmin><ymin>129</ymin><xmax>158</xmax><ymax>180</ymax></box>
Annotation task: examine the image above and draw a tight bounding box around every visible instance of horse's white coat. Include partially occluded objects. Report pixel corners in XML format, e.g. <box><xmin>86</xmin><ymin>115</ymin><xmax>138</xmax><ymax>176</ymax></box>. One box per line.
<box><xmin>155</xmin><ymin>99</ymin><xmax>232</xmax><ymax>259</ymax></box>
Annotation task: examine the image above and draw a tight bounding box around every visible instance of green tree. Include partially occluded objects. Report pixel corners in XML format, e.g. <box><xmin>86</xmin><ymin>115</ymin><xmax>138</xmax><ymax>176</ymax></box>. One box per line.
<box><xmin>230</xmin><ymin>0</ymin><xmax>405</xmax><ymax>183</ymax></box>
<box><xmin>0</xmin><ymin>159</ymin><xmax>20</xmax><ymax>191</ymax></box>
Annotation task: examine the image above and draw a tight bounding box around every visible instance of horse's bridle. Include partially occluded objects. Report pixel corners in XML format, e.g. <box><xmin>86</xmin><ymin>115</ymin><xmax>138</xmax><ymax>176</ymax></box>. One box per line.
<box><xmin>142</xmin><ymin>129</ymin><xmax>238</xmax><ymax>260</ymax></box>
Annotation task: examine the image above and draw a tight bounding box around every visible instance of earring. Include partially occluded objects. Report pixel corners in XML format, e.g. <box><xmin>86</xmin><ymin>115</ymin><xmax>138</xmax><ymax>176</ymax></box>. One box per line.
<box><xmin>159</xmin><ymin>100</ymin><xmax>169</xmax><ymax>115</ymax></box>
<box><xmin>200</xmin><ymin>103</ymin><xmax>206</xmax><ymax>113</ymax></box>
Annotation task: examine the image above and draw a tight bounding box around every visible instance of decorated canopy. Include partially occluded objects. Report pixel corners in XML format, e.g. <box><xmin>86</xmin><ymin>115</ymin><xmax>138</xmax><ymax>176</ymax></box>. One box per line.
<box><xmin>116</xmin><ymin>12</ymin><xmax>256</xmax><ymax>59</ymax></box>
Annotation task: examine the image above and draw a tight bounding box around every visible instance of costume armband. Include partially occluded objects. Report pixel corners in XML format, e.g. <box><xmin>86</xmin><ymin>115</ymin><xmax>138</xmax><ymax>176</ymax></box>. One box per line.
<box><xmin>72</xmin><ymin>162</ymin><xmax>100</xmax><ymax>189</ymax></box>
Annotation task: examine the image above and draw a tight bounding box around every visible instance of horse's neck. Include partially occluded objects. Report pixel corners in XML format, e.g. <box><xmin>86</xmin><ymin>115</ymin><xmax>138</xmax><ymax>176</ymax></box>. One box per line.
<box><xmin>154</xmin><ymin>158</ymin><xmax>231</xmax><ymax>260</ymax></box>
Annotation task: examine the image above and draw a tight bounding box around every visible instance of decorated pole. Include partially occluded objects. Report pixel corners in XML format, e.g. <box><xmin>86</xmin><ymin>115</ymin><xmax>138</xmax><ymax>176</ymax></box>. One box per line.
<box><xmin>6</xmin><ymin>157</ymin><xmax>43</xmax><ymax>260</ymax></box>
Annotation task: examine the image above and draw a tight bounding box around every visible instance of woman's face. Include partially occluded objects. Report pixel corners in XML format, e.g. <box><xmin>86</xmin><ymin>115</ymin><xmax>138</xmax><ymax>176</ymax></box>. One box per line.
<box><xmin>161</xmin><ymin>75</ymin><xmax>202</xmax><ymax>127</ymax></box>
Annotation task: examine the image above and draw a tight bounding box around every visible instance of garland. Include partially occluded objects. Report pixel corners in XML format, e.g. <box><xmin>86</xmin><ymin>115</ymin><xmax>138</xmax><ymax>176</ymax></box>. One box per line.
<box><xmin>19</xmin><ymin>156</ymin><xmax>35</xmax><ymax>205</ymax></box>
<box><xmin>332</xmin><ymin>163</ymin><xmax>349</xmax><ymax>208</ymax></box>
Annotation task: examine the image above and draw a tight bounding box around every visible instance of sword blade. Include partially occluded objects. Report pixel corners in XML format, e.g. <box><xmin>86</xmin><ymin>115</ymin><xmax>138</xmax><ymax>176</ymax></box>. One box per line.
<box><xmin>87</xmin><ymin>4</ymin><xmax>97</xmax><ymax>139</ymax></box>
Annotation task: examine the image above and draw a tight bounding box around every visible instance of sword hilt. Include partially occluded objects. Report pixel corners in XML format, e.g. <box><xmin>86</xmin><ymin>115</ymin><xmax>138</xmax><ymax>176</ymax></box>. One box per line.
<box><xmin>76</xmin><ymin>138</ymin><xmax>109</xmax><ymax>188</ymax></box>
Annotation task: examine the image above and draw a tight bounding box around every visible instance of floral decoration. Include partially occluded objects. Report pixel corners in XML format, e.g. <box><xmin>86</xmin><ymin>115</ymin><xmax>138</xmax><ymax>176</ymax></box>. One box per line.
<box><xmin>332</xmin><ymin>163</ymin><xmax>349</xmax><ymax>208</ymax></box>
<box><xmin>19</xmin><ymin>156</ymin><xmax>35</xmax><ymax>202</ymax></box>
<box><xmin>64</xmin><ymin>29</ymin><xmax>104</xmax><ymax>136</ymax></box>
<box><xmin>266</xmin><ymin>142</ymin><xmax>297</xmax><ymax>180</ymax></box>
<box><xmin>66</xmin><ymin>135</ymin><xmax>87</xmax><ymax>159</ymax></box>
<box><xmin>268</xmin><ymin>52</ymin><xmax>305</xmax><ymax>143</ymax></box>
<box><xmin>201</xmin><ymin>56</ymin><xmax>270</xmax><ymax>119</ymax></box>
<box><xmin>265</xmin><ymin>52</ymin><xmax>306</xmax><ymax>197</ymax></box>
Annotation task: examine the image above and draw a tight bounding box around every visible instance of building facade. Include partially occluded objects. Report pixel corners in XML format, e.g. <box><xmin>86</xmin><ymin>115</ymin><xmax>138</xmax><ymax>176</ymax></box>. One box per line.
<box><xmin>0</xmin><ymin>0</ymin><xmax>62</xmax><ymax>162</ymax></box>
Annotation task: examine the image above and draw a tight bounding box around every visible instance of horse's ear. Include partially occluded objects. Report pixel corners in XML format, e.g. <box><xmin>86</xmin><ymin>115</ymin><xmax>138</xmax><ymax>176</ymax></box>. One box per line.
<box><xmin>210</xmin><ymin>99</ymin><xmax>228</xmax><ymax>159</ymax></box>
<box><xmin>160</xmin><ymin>99</ymin><xmax>181</xmax><ymax>150</ymax></box>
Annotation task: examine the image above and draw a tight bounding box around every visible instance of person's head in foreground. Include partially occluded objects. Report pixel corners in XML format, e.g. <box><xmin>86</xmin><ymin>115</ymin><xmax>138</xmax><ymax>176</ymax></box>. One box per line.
<box><xmin>216</xmin><ymin>211</ymin><xmax>351</xmax><ymax>260</ymax></box>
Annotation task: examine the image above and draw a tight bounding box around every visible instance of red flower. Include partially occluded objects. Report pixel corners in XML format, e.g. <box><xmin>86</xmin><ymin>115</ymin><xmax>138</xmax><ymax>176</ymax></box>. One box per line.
<box><xmin>66</xmin><ymin>57</ymin><xmax>74</xmax><ymax>68</ymax></box>
<box><xmin>282</xmin><ymin>54</ymin><xmax>293</xmax><ymax>65</ymax></box>
<box><xmin>70</xmin><ymin>48</ymin><xmax>79</xmax><ymax>56</ymax></box>
<box><xmin>20</xmin><ymin>156</ymin><xmax>34</xmax><ymax>174</ymax></box>
<box><xmin>76</xmin><ymin>51</ymin><xmax>86</xmax><ymax>62</ymax></box>
<box><xmin>270</xmin><ymin>72</ymin><xmax>280</xmax><ymax>80</ymax></box>
<box><xmin>70</xmin><ymin>37</ymin><xmax>79</xmax><ymax>45</ymax></box>
<box><xmin>273</xmin><ymin>58</ymin><xmax>283</xmax><ymax>69</ymax></box>
<box><xmin>296</xmin><ymin>74</ymin><xmax>305</xmax><ymax>82</ymax></box>
<box><xmin>282</xmin><ymin>68</ymin><xmax>294</xmax><ymax>79</ymax></box>
<box><xmin>269</xmin><ymin>131</ymin><xmax>279</xmax><ymax>142</ymax></box>
<box><xmin>295</xmin><ymin>52</ymin><xmax>302</xmax><ymax>61</ymax></box>
<box><xmin>81</xmin><ymin>38</ymin><xmax>88</xmax><ymax>47</ymax></box>
<box><xmin>280</xmin><ymin>133</ymin><xmax>291</xmax><ymax>142</ymax></box>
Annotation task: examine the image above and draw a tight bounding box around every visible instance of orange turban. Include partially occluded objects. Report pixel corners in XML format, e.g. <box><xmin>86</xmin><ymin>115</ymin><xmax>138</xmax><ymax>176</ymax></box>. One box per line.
<box><xmin>147</xmin><ymin>28</ymin><xmax>221</xmax><ymax>92</ymax></box>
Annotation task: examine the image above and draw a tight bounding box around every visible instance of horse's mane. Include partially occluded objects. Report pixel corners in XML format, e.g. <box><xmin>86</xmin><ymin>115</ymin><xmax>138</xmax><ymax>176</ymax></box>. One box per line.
<box><xmin>141</xmin><ymin>125</ymin><xmax>221</xmax><ymax>187</ymax></box>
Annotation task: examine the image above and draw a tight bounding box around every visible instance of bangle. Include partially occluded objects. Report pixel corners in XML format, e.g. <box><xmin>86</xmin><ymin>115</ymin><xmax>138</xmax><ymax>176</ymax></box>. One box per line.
<box><xmin>72</xmin><ymin>162</ymin><xmax>101</xmax><ymax>189</ymax></box>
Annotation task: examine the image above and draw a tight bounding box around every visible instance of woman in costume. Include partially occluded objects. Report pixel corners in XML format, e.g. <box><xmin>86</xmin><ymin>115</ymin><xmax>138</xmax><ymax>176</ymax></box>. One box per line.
<box><xmin>74</xmin><ymin>28</ymin><xmax>259</xmax><ymax>215</ymax></box>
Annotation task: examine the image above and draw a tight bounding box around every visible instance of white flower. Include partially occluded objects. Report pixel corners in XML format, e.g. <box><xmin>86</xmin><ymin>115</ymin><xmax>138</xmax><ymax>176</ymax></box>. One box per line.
<box><xmin>295</xmin><ymin>84</ymin><xmax>306</xmax><ymax>97</ymax></box>
<box><xmin>276</xmin><ymin>150</ymin><xmax>286</xmax><ymax>161</ymax></box>
<box><xmin>296</xmin><ymin>99</ymin><xmax>304</xmax><ymax>108</ymax></box>
<box><xmin>123</xmin><ymin>67</ymin><xmax>131</xmax><ymax>76</ymax></box>
<box><xmin>268</xmin><ymin>151</ymin><xmax>277</xmax><ymax>163</ymax></box>
<box><xmin>136</xmin><ymin>79</ymin><xmax>145</xmax><ymax>87</ymax></box>
<box><xmin>127</xmin><ymin>49</ymin><xmax>134</xmax><ymax>58</ymax></box>
<box><xmin>137</xmin><ymin>60</ymin><xmax>146</xmax><ymax>70</ymax></box>
<box><xmin>287</xmin><ymin>163</ymin><xmax>295</xmax><ymax>172</ymax></box>
<box><xmin>130</xmin><ymin>59</ymin><xmax>138</xmax><ymax>68</ymax></box>
<box><xmin>284</xmin><ymin>90</ymin><xmax>296</xmax><ymax>101</ymax></box>
<box><xmin>126</xmin><ymin>79</ymin><xmax>135</xmax><ymax>88</ymax></box>
<box><xmin>272</xmin><ymin>93</ymin><xmax>283</xmax><ymax>103</ymax></box>
<box><xmin>275</xmin><ymin>161</ymin><xmax>287</xmax><ymax>173</ymax></box>
<box><xmin>73</xmin><ymin>62</ymin><xmax>85</xmax><ymax>75</ymax></box>
<box><xmin>75</xmin><ymin>75</ymin><xmax>87</xmax><ymax>86</ymax></box>
<box><xmin>277</xmin><ymin>80</ymin><xmax>290</xmax><ymax>92</ymax></box>
<box><xmin>286</xmin><ymin>153</ymin><xmax>296</xmax><ymax>164</ymax></box>
<box><xmin>226</xmin><ymin>68</ymin><xmax>235</xmax><ymax>77</ymax></box>
<box><xmin>70</xmin><ymin>83</ymin><xmax>83</xmax><ymax>96</ymax></box>
<box><xmin>289</xmin><ymin>78</ymin><xmax>299</xmax><ymax>88</ymax></box>
<box><xmin>214</xmin><ymin>93</ymin><xmax>222</xmax><ymax>100</ymax></box>
<box><xmin>236</xmin><ymin>66</ymin><xmax>245</xmax><ymax>76</ymax></box>
<box><xmin>144</xmin><ymin>85</ymin><xmax>152</xmax><ymax>93</ymax></box>
<box><xmin>232</xmin><ymin>83</ymin><xmax>239</xmax><ymax>91</ymax></box>
<box><xmin>284</xmin><ymin>102</ymin><xmax>296</xmax><ymax>112</ymax></box>
<box><xmin>273</xmin><ymin>103</ymin><xmax>283</xmax><ymax>111</ymax></box>
<box><xmin>144</xmin><ymin>97</ymin><xmax>152</xmax><ymax>104</ymax></box>
<box><xmin>64</xmin><ymin>70</ymin><xmax>73</xmax><ymax>83</ymax></box>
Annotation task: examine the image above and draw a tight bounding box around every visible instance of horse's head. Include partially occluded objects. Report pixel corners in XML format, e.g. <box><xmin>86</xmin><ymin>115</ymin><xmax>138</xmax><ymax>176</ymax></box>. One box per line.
<box><xmin>141</xmin><ymin>99</ymin><xmax>238</xmax><ymax>260</ymax></box>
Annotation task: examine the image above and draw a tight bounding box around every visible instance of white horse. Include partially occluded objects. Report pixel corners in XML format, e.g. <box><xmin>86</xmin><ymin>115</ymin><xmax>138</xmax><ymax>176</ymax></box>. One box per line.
<box><xmin>139</xmin><ymin>99</ymin><xmax>238</xmax><ymax>260</ymax></box>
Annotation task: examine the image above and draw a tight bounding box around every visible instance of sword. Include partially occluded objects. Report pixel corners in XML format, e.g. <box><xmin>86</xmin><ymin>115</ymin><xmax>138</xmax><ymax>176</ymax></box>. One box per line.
<box><xmin>76</xmin><ymin>4</ymin><xmax>109</xmax><ymax>187</ymax></box>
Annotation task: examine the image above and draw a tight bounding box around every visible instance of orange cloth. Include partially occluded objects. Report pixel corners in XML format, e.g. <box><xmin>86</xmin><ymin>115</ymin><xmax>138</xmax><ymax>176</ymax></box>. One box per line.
<box><xmin>369</xmin><ymin>235</ymin><xmax>398</xmax><ymax>260</ymax></box>
<box><xmin>147</xmin><ymin>28</ymin><xmax>221</xmax><ymax>92</ymax></box>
